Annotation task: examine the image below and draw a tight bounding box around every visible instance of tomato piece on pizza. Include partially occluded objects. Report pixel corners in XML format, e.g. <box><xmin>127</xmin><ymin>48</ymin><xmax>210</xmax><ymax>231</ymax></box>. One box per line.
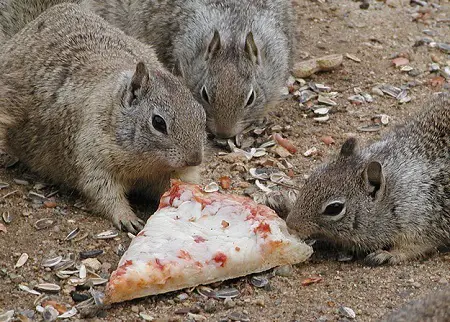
<box><xmin>104</xmin><ymin>180</ymin><xmax>313</xmax><ymax>304</ymax></box>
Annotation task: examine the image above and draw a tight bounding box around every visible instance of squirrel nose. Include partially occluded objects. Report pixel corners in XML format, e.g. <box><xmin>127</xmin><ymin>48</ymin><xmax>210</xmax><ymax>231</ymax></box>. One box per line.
<box><xmin>185</xmin><ymin>151</ymin><xmax>202</xmax><ymax>166</ymax></box>
<box><xmin>212</xmin><ymin>124</ymin><xmax>237</xmax><ymax>139</ymax></box>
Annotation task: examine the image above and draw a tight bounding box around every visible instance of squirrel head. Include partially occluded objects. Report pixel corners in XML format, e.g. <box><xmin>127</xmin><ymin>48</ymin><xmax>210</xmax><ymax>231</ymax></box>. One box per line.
<box><xmin>177</xmin><ymin>30</ymin><xmax>267</xmax><ymax>138</ymax></box>
<box><xmin>115</xmin><ymin>62</ymin><xmax>206</xmax><ymax>170</ymax></box>
<box><xmin>286</xmin><ymin>137</ymin><xmax>393</xmax><ymax>251</ymax></box>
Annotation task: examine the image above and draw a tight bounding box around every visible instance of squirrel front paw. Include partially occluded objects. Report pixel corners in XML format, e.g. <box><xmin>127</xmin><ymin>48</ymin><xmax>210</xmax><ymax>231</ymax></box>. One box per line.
<box><xmin>112</xmin><ymin>211</ymin><xmax>145</xmax><ymax>234</ymax></box>
<box><xmin>264</xmin><ymin>189</ymin><xmax>297</xmax><ymax>219</ymax></box>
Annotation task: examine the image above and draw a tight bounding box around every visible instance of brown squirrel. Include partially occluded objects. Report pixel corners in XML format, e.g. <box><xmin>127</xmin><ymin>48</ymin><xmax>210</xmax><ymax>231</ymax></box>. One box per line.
<box><xmin>382</xmin><ymin>287</ymin><xmax>450</xmax><ymax>322</ymax></box>
<box><xmin>269</xmin><ymin>93</ymin><xmax>450</xmax><ymax>265</ymax></box>
<box><xmin>1</xmin><ymin>0</ymin><xmax>295</xmax><ymax>139</ymax></box>
<box><xmin>0</xmin><ymin>3</ymin><xmax>206</xmax><ymax>233</ymax></box>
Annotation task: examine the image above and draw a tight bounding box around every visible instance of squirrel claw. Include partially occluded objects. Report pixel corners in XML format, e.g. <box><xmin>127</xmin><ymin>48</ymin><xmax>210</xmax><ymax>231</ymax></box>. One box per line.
<box><xmin>264</xmin><ymin>190</ymin><xmax>297</xmax><ymax>219</ymax></box>
<box><xmin>365</xmin><ymin>250</ymin><xmax>401</xmax><ymax>266</ymax></box>
<box><xmin>112</xmin><ymin>212</ymin><xmax>145</xmax><ymax>234</ymax></box>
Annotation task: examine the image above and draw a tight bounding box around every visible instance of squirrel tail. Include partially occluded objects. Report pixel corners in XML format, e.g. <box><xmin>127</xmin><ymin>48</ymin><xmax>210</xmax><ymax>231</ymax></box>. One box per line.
<box><xmin>0</xmin><ymin>0</ymin><xmax>79</xmax><ymax>44</ymax></box>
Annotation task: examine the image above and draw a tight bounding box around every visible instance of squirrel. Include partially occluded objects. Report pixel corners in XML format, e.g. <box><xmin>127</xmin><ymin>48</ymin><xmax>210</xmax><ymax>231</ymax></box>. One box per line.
<box><xmin>0</xmin><ymin>3</ymin><xmax>206</xmax><ymax>234</ymax></box>
<box><xmin>268</xmin><ymin>93</ymin><xmax>449</xmax><ymax>265</ymax></box>
<box><xmin>381</xmin><ymin>287</ymin><xmax>450</xmax><ymax>322</ymax></box>
<box><xmin>0</xmin><ymin>0</ymin><xmax>295</xmax><ymax>139</ymax></box>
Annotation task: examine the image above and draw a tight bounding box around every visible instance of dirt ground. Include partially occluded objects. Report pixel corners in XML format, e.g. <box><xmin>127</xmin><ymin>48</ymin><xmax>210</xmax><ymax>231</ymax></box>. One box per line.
<box><xmin>0</xmin><ymin>0</ymin><xmax>449</xmax><ymax>321</ymax></box>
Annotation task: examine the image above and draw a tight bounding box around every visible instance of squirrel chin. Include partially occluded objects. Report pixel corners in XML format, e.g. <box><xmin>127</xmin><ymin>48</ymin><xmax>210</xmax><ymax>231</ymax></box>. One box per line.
<box><xmin>171</xmin><ymin>166</ymin><xmax>201</xmax><ymax>184</ymax></box>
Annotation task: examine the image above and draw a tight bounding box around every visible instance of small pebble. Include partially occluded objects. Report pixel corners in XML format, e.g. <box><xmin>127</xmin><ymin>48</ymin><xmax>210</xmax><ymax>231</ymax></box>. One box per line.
<box><xmin>81</xmin><ymin>258</ymin><xmax>102</xmax><ymax>272</ymax></box>
<box><xmin>339</xmin><ymin>306</ymin><xmax>356</xmax><ymax>319</ymax></box>
<box><xmin>131</xmin><ymin>306</ymin><xmax>139</xmax><ymax>314</ymax></box>
<box><xmin>438</xmin><ymin>277</ymin><xmax>448</xmax><ymax>284</ymax></box>
<box><xmin>274</xmin><ymin>265</ymin><xmax>293</xmax><ymax>277</ymax></box>
<box><xmin>176</xmin><ymin>293</ymin><xmax>189</xmax><ymax>302</ymax></box>
<box><xmin>204</xmin><ymin>299</ymin><xmax>217</xmax><ymax>313</ymax></box>
<box><xmin>228</xmin><ymin>312</ymin><xmax>250</xmax><ymax>322</ymax></box>
<box><xmin>224</xmin><ymin>297</ymin><xmax>236</xmax><ymax>309</ymax></box>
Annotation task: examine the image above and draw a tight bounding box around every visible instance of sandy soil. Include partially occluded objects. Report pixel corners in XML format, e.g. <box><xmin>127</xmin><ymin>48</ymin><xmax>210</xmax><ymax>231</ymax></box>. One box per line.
<box><xmin>0</xmin><ymin>0</ymin><xmax>449</xmax><ymax>321</ymax></box>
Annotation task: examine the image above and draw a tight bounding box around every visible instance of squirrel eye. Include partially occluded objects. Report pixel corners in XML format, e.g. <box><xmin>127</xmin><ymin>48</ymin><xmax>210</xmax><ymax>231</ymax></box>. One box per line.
<box><xmin>323</xmin><ymin>202</ymin><xmax>345</xmax><ymax>217</ymax></box>
<box><xmin>246</xmin><ymin>89</ymin><xmax>255</xmax><ymax>107</ymax></box>
<box><xmin>201</xmin><ymin>85</ymin><xmax>210</xmax><ymax>104</ymax></box>
<box><xmin>152</xmin><ymin>115</ymin><xmax>167</xmax><ymax>135</ymax></box>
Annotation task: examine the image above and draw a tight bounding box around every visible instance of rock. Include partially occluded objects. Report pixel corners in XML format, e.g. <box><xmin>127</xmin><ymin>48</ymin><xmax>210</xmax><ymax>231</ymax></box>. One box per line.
<box><xmin>81</xmin><ymin>258</ymin><xmax>102</xmax><ymax>272</ymax></box>
<box><xmin>438</xmin><ymin>277</ymin><xmax>448</xmax><ymax>285</ymax></box>
<box><xmin>175</xmin><ymin>293</ymin><xmax>189</xmax><ymax>302</ymax></box>
<box><xmin>224</xmin><ymin>297</ymin><xmax>236</xmax><ymax>309</ymax></box>
<box><xmin>274</xmin><ymin>265</ymin><xmax>293</xmax><ymax>277</ymax></box>
<box><xmin>131</xmin><ymin>306</ymin><xmax>139</xmax><ymax>314</ymax></box>
<box><xmin>270</xmin><ymin>146</ymin><xmax>292</xmax><ymax>158</ymax></box>
<box><xmin>220</xmin><ymin>152</ymin><xmax>248</xmax><ymax>164</ymax></box>
<box><xmin>204</xmin><ymin>299</ymin><xmax>217</xmax><ymax>313</ymax></box>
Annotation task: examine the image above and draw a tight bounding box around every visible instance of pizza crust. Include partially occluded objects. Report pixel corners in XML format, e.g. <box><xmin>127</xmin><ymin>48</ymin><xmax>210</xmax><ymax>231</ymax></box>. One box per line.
<box><xmin>104</xmin><ymin>181</ymin><xmax>313</xmax><ymax>304</ymax></box>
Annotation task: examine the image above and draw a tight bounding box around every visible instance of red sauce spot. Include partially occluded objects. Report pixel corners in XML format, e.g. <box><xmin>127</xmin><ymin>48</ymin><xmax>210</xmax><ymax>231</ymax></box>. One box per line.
<box><xmin>194</xmin><ymin>261</ymin><xmax>203</xmax><ymax>268</ymax></box>
<box><xmin>235</xmin><ymin>247</ymin><xmax>240</xmax><ymax>252</ymax></box>
<box><xmin>194</xmin><ymin>235</ymin><xmax>206</xmax><ymax>243</ymax></box>
<box><xmin>155</xmin><ymin>258</ymin><xmax>165</xmax><ymax>270</ymax></box>
<box><xmin>169</xmin><ymin>183</ymin><xmax>182</xmax><ymax>205</ymax></box>
<box><xmin>212</xmin><ymin>252</ymin><xmax>227</xmax><ymax>267</ymax></box>
<box><xmin>254</xmin><ymin>222</ymin><xmax>271</xmax><ymax>235</ymax></box>
<box><xmin>114</xmin><ymin>260</ymin><xmax>133</xmax><ymax>278</ymax></box>
<box><xmin>178</xmin><ymin>250</ymin><xmax>192</xmax><ymax>260</ymax></box>
<box><xmin>245</xmin><ymin>207</ymin><xmax>259</xmax><ymax>221</ymax></box>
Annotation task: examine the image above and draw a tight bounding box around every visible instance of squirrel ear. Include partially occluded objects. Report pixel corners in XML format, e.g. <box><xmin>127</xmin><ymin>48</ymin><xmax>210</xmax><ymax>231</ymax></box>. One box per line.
<box><xmin>340</xmin><ymin>137</ymin><xmax>359</xmax><ymax>157</ymax></box>
<box><xmin>363</xmin><ymin>161</ymin><xmax>386</xmax><ymax>200</ymax></box>
<box><xmin>206</xmin><ymin>30</ymin><xmax>221</xmax><ymax>60</ymax></box>
<box><xmin>244</xmin><ymin>32</ymin><xmax>260</xmax><ymax>65</ymax></box>
<box><xmin>127</xmin><ymin>62</ymin><xmax>149</xmax><ymax>105</ymax></box>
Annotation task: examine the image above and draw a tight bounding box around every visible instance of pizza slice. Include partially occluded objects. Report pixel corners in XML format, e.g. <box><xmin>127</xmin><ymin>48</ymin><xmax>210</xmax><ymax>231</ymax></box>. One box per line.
<box><xmin>104</xmin><ymin>180</ymin><xmax>313</xmax><ymax>304</ymax></box>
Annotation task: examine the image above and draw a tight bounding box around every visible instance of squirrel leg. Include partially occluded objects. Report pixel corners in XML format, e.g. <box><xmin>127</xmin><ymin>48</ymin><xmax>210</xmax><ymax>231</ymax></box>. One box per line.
<box><xmin>365</xmin><ymin>243</ymin><xmax>435</xmax><ymax>266</ymax></box>
<box><xmin>80</xmin><ymin>172</ymin><xmax>145</xmax><ymax>234</ymax></box>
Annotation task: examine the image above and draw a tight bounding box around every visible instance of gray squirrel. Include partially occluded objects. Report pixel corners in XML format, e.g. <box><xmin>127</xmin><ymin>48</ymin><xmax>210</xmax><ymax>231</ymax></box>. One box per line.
<box><xmin>269</xmin><ymin>93</ymin><xmax>449</xmax><ymax>265</ymax></box>
<box><xmin>0</xmin><ymin>0</ymin><xmax>295</xmax><ymax>139</ymax></box>
<box><xmin>0</xmin><ymin>3</ymin><xmax>206</xmax><ymax>233</ymax></box>
<box><xmin>381</xmin><ymin>287</ymin><xmax>450</xmax><ymax>322</ymax></box>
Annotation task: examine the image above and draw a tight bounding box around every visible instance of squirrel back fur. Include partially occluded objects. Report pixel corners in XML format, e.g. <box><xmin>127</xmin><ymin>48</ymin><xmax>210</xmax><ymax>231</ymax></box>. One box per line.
<box><xmin>0</xmin><ymin>3</ymin><xmax>206</xmax><ymax>233</ymax></box>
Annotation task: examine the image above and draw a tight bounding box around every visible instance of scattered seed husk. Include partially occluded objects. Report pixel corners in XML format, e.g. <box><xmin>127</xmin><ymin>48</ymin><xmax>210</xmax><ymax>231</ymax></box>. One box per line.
<box><xmin>345</xmin><ymin>53</ymin><xmax>361</xmax><ymax>62</ymax></box>
<box><xmin>42</xmin><ymin>256</ymin><xmax>63</xmax><ymax>268</ymax></box>
<box><xmin>139</xmin><ymin>312</ymin><xmax>154</xmax><ymax>321</ymax></box>
<box><xmin>228</xmin><ymin>312</ymin><xmax>250</xmax><ymax>322</ymax></box>
<box><xmin>313</xmin><ymin>115</ymin><xmax>330</xmax><ymax>123</ymax></box>
<box><xmin>65</xmin><ymin>228</ymin><xmax>80</xmax><ymax>241</ymax></box>
<box><xmin>379</xmin><ymin>84</ymin><xmax>402</xmax><ymax>98</ymax></box>
<box><xmin>57</xmin><ymin>307</ymin><xmax>77</xmax><ymax>319</ymax></box>
<box><xmin>74</xmin><ymin>298</ymin><xmax>95</xmax><ymax>310</ymax></box>
<box><xmin>339</xmin><ymin>306</ymin><xmax>356</xmax><ymax>319</ymax></box>
<box><xmin>89</xmin><ymin>278</ymin><xmax>108</xmax><ymax>286</ymax></box>
<box><xmin>197</xmin><ymin>286</ymin><xmax>217</xmax><ymax>298</ymax></box>
<box><xmin>250</xmin><ymin>276</ymin><xmax>269</xmax><ymax>288</ymax></box>
<box><xmin>19</xmin><ymin>284</ymin><xmax>41</xmax><ymax>296</ymax></box>
<box><xmin>15</xmin><ymin>253</ymin><xmax>29</xmax><ymax>268</ymax></box>
<box><xmin>94</xmin><ymin>230</ymin><xmax>118</xmax><ymax>240</ymax></box>
<box><xmin>33</xmin><ymin>218</ymin><xmax>55</xmax><ymax>230</ymax></box>
<box><xmin>0</xmin><ymin>183</ymin><xmax>9</xmax><ymax>190</ymax></box>
<box><xmin>348</xmin><ymin>94</ymin><xmax>365</xmax><ymax>104</ymax></box>
<box><xmin>297</xmin><ymin>90</ymin><xmax>317</xmax><ymax>103</ymax></box>
<box><xmin>55</xmin><ymin>271</ymin><xmax>71</xmax><ymax>279</ymax></box>
<box><xmin>313</xmin><ymin>107</ymin><xmax>330</xmax><ymax>115</ymax></box>
<box><xmin>255</xmin><ymin>180</ymin><xmax>272</xmax><ymax>193</ymax></box>
<box><xmin>72</xmin><ymin>231</ymin><xmax>88</xmax><ymax>243</ymax></box>
<box><xmin>34</xmin><ymin>294</ymin><xmax>49</xmax><ymax>307</ymax></box>
<box><xmin>35</xmin><ymin>283</ymin><xmax>61</xmax><ymax>293</ymax></box>
<box><xmin>252</xmin><ymin>148</ymin><xmax>267</xmax><ymax>158</ymax></box>
<box><xmin>358</xmin><ymin>124</ymin><xmax>382</xmax><ymax>132</ymax></box>
<box><xmin>53</xmin><ymin>259</ymin><xmax>75</xmax><ymax>271</ymax></box>
<box><xmin>2</xmin><ymin>212</ymin><xmax>12</xmax><ymax>224</ymax></box>
<box><xmin>0</xmin><ymin>310</ymin><xmax>15</xmax><ymax>322</ymax></box>
<box><xmin>249</xmin><ymin>168</ymin><xmax>269</xmax><ymax>180</ymax></box>
<box><xmin>317</xmin><ymin>95</ymin><xmax>337</xmax><ymax>106</ymax></box>
<box><xmin>116</xmin><ymin>244</ymin><xmax>126</xmax><ymax>257</ymax></box>
<box><xmin>90</xmin><ymin>288</ymin><xmax>104</xmax><ymax>306</ymax></box>
<box><xmin>259</xmin><ymin>140</ymin><xmax>276</xmax><ymax>149</ymax></box>
<box><xmin>42</xmin><ymin>305</ymin><xmax>59</xmax><ymax>321</ymax></box>
<box><xmin>372</xmin><ymin>114</ymin><xmax>390</xmax><ymax>125</ymax></box>
<box><xmin>79</xmin><ymin>264</ymin><xmax>87</xmax><ymax>279</ymax></box>
<box><xmin>361</xmin><ymin>93</ymin><xmax>374</xmax><ymax>103</ymax></box>
<box><xmin>79</xmin><ymin>249</ymin><xmax>103</xmax><ymax>260</ymax></box>
<box><xmin>215</xmin><ymin>287</ymin><xmax>240</xmax><ymax>299</ymax></box>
